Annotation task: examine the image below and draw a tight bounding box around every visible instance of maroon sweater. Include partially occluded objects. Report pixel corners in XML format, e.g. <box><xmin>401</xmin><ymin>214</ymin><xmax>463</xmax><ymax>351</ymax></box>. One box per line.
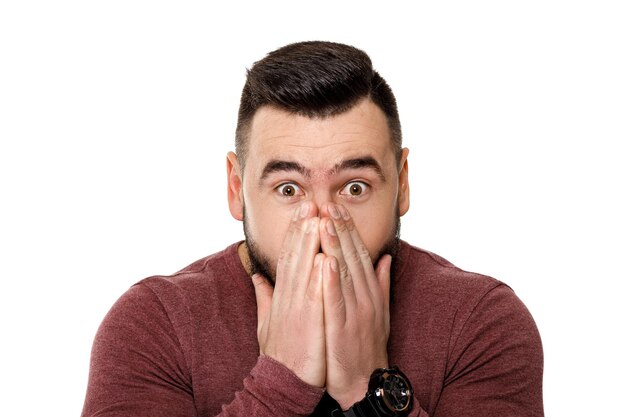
<box><xmin>82</xmin><ymin>241</ymin><xmax>543</xmax><ymax>416</ymax></box>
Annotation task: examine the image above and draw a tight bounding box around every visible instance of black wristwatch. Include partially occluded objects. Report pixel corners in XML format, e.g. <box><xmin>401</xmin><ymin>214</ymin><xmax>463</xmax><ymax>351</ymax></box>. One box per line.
<box><xmin>331</xmin><ymin>366</ymin><xmax>413</xmax><ymax>417</ymax></box>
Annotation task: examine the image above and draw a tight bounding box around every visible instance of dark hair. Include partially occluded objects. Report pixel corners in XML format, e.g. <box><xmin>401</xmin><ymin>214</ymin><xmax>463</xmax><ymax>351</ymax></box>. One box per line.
<box><xmin>235</xmin><ymin>41</ymin><xmax>402</xmax><ymax>169</ymax></box>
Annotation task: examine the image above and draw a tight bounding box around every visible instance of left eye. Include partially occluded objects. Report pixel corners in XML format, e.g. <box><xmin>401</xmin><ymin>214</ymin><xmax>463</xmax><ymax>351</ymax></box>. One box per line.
<box><xmin>340</xmin><ymin>181</ymin><xmax>369</xmax><ymax>197</ymax></box>
<box><xmin>276</xmin><ymin>183</ymin><xmax>302</xmax><ymax>197</ymax></box>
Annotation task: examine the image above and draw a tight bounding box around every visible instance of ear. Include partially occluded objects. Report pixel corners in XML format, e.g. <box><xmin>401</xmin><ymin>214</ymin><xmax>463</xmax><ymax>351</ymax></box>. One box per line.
<box><xmin>397</xmin><ymin>148</ymin><xmax>410</xmax><ymax>217</ymax></box>
<box><xmin>227</xmin><ymin>151</ymin><xmax>244</xmax><ymax>221</ymax></box>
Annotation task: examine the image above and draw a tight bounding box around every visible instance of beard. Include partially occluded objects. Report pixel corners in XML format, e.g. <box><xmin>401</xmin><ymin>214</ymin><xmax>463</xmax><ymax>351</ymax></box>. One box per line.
<box><xmin>242</xmin><ymin>205</ymin><xmax>402</xmax><ymax>287</ymax></box>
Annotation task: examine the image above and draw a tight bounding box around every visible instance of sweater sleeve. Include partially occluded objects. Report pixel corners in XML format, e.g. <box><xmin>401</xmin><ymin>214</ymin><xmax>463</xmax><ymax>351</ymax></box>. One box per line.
<box><xmin>81</xmin><ymin>283</ymin><xmax>324</xmax><ymax>417</ymax></box>
<box><xmin>435</xmin><ymin>284</ymin><xmax>544</xmax><ymax>417</ymax></box>
<box><xmin>222</xmin><ymin>356</ymin><xmax>324</xmax><ymax>416</ymax></box>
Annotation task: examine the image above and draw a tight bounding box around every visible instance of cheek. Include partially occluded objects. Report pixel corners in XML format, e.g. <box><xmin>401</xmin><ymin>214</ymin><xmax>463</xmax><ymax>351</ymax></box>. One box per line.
<box><xmin>244</xmin><ymin>195</ymin><xmax>293</xmax><ymax>259</ymax></box>
<box><xmin>351</xmin><ymin>204</ymin><xmax>397</xmax><ymax>256</ymax></box>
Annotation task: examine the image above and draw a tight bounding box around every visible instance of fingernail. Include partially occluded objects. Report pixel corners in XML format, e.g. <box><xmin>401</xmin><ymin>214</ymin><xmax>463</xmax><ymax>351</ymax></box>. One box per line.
<box><xmin>328</xmin><ymin>204</ymin><xmax>341</xmax><ymax>219</ymax></box>
<box><xmin>326</xmin><ymin>219</ymin><xmax>337</xmax><ymax>236</ymax></box>
<box><xmin>330</xmin><ymin>257</ymin><xmax>338</xmax><ymax>272</ymax></box>
<box><xmin>299</xmin><ymin>203</ymin><xmax>310</xmax><ymax>218</ymax></box>
<box><xmin>339</xmin><ymin>206</ymin><xmax>350</xmax><ymax>220</ymax></box>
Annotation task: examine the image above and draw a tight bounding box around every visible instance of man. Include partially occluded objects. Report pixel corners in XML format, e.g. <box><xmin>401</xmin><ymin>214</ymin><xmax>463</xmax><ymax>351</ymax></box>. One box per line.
<box><xmin>82</xmin><ymin>41</ymin><xmax>543</xmax><ymax>417</ymax></box>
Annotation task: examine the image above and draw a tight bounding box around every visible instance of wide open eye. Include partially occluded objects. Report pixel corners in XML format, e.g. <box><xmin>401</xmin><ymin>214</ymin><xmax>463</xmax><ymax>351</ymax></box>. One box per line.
<box><xmin>276</xmin><ymin>183</ymin><xmax>303</xmax><ymax>197</ymax></box>
<box><xmin>340</xmin><ymin>181</ymin><xmax>369</xmax><ymax>197</ymax></box>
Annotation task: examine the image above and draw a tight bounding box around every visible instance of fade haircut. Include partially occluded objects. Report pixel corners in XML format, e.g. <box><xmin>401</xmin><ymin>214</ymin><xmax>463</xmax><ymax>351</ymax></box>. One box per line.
<box><xmin>235</xmin><ymin>41</ymin><xmax>402</xmax><ymax>170</ymax></box>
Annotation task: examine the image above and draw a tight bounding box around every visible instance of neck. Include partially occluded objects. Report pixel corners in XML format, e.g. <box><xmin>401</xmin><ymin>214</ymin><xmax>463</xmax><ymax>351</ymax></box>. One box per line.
<box><xmin>237</xmin><ymin>242</ymin><xmax>253</xmax><ymax>276</ymax></box>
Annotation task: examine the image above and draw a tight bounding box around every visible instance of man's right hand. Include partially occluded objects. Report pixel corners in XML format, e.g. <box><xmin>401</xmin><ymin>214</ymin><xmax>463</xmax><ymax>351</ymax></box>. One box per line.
<box><xmin>251</xmin><ymin>201</ymin><xmax>326</xmax><ymax>388</ymax></box>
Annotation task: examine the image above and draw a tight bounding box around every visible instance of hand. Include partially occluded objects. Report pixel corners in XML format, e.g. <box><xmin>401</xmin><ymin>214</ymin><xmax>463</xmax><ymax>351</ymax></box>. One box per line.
<box><xmin>252</xmin><ymin>201</ymin><xmax>327</xmax><ymax>388</ymax></box>
<box><xmin>319</xmin><ymin>203</ymin><xmax>392</xmax><ymax>409</ymax></box>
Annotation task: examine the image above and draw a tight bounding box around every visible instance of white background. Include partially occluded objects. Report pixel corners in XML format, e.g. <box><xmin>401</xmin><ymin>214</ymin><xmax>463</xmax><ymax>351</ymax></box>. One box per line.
<box><xmin>1</xmin><ymin>1</ymin><xmax>624</xmax><ymax>415</ymax></box>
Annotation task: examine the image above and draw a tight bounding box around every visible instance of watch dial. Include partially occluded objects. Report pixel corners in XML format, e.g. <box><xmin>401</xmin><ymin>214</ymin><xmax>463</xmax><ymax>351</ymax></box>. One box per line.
<box><xmin>382</xmin><ymin>374</ymin><xmax>411</xmax><ymax>410</ymax></box>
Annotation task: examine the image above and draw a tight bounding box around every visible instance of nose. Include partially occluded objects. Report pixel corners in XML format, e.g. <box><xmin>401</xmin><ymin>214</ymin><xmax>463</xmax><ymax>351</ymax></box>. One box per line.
<box><xmin>298</xmin><ymin>190</ymin><xmax>345</xmax><ymax>219</ymax></box>
<box><xmin>310</xmin><ymin>191</ymin><xmax>337</xmax><ymax>218</ymax></box>
<box><xmin>317</xmin><ymin>201</ymin><xmax>340</xmax><ymax>220</ymax></box>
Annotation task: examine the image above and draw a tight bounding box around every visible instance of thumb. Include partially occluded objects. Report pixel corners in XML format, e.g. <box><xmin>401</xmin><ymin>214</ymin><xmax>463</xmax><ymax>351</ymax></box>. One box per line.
<box><xmin>251</xmin><ymin>274</ymin><xmax>274</xmax><ymax>329</ymax></box>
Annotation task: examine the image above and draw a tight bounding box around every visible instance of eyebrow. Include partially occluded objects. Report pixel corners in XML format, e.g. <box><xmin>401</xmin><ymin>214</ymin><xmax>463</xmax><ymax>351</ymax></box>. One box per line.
<box><xmin>331</xmin><ymin>156</ymin><xmax>386</xmax><ymax>182</ymax></box>
<box><xmin>260</xmin><ymin>160</ymin><xmax>311</xmax><ymax>180</ymax></box>
<box><xmin>259</xmin><ymin>156</ymin><xmax>386</xmax><ymax>183</ymax></box>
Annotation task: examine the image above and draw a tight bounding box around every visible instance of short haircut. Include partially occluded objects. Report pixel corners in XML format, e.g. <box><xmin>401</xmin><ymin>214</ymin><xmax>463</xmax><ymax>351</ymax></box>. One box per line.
<box><xmin>235</xmin><ymin>41</ymin><xmax>402</xmax><ymax>169</ymax></box>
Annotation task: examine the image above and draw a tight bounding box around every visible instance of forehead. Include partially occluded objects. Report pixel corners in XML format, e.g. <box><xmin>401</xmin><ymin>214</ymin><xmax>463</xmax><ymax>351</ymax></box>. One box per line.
<box><xmin>246</xmin><ymin>99</ymin><xmax>395</xmax><ymax>172</ymax></box>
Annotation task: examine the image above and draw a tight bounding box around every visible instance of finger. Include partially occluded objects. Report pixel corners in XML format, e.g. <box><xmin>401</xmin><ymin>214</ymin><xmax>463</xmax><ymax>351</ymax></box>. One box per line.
<box><xmin>251</xmin><ymin>273</ymin><xmax>274</xmax><ymax>332</ymax></box>
<box><xmin>323</xmin><ymin>204</ymin><xmax>370</xmax><ymax>299</ymax></box>
<box><xmin>275</xmin><ymin>202</ymin><xmax>314</xmax><ymax>294</ymax></box>
<box><xmin>298</xmin><ymin>216</ymin><xmax>321</xmax><ymax>293</ymax></box>
<box><xmin>306</xmin><ymin>252</ymin><xmax>325</xmax><ymax>304</ymax></box>
<box><xmin>322</xmin><ymin>255</ymin><xmax>346</xmax><ymax>326</ymax></box>
<box><xmin>337</xmin><ymin>205</ymin><xmax>378</xmax><ymax>286</ymax></box>
<box><xmin>375</xmin><ymin>254</ymin><xmax>392</xmax><ymax>313</ymax></box>
<box><xmin>319</xmin><ymin>216</ymin><xmax>357</xmax><ymax>307</ymax></box>
<box><xmin>287</xmin><ymin>213</ymin><xmax>320</xmax><ymax>299</ymax></box>
<box><xmin>274</xmin><ymin>204</ymin><xmax>303</xmax><ymax>290</ymax></box>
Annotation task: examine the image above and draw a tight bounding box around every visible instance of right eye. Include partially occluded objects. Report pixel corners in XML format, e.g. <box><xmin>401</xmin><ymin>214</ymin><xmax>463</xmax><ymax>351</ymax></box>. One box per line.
<box><xmin>276</xmin><ymin>183</ymin><xmax>303</xmax><ymax>198</ymax></box>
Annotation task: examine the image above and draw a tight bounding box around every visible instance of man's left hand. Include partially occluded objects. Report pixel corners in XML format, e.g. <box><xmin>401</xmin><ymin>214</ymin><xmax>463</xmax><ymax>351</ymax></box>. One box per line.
<box><xmin>319</xmin><ymin>203</ymin><xmax>392</xmax><ymax>410</ymax></box>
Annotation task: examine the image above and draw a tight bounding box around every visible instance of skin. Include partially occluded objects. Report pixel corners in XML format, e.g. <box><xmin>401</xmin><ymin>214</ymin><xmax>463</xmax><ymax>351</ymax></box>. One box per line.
<box><xmin>226</xmin><ymin>98</ymin><xmax>410</xmax><ymax>409</ymax></box>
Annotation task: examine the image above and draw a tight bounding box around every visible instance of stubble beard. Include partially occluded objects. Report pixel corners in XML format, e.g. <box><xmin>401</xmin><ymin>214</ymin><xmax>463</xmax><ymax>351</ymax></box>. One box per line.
<box><xmin>242</xmin><ymin>205</ymin><xmax>402</xmax><ymax>286</ymax></box>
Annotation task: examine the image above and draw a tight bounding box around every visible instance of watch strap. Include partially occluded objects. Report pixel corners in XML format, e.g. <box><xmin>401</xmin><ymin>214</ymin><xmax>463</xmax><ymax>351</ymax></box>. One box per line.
<box><xmin>331</xmin><ymin>408</ymin><xmax>360</xmax><ymax>417</ymax></box>
<box><xmin>331</xmin><ymin>394</ymin><xmax>383</xmax><ymax>417</ymax></box>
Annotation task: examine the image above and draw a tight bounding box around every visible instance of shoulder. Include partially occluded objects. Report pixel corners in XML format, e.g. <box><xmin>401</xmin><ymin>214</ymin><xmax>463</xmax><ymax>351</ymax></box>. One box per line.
<box><xmin>393</xmin><ymin>242</ymin><xmax>543</xmax><ymax>412</ymax></box>
<box><xmin>394</xmin><ymin>240</ymin><xmax>542</xmax><ymax>356</ymax></box>
<box><xmin>126</xmin><ymin>242</ymin><xmax>249</xmax><ymax>310</ymax></box>
<box><xmin>99</xmin><ymin>241</ymin><xmax>248</xmax><ymax>339</ymax></box>
<box><xmin>92</xmin><ymin>242</ymin><xmax>248</xmax><ymax>364</ymax></box>
<box><xmin>140</xmin><ymin>241</ymin><xmax>245</xmax><ymax>291</ymax></box>
<box><xmin>395</xmin><ymin>242</ymin><xmax>543</xmax><ymax>373</ymax></box>
<box><xmin>395</xmin><ymin>241</ymin><xmax>505</xmax><ymax>309</ymax></box>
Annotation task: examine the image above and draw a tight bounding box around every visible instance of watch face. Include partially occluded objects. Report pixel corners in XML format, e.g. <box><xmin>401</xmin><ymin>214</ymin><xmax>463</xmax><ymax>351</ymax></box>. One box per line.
<box><xmin>380</xmin><ymin>373</ymin><xmax>412</xmax><ymax>411</ymax></box>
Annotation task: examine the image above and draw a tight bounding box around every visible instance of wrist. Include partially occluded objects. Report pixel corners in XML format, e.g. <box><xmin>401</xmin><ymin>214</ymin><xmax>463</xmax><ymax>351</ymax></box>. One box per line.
<box><xmin>335</xmin><ymin>381</ymin><xmax>369</xmax><ymax>411</ymax></box>
<box><xmin>333</xmin><ymin>366</ymin><xmax>414</xmax><ymax>417</ymax></box>
<box><xmin>335</xmin><ymin>361</ymin><xmax>389</xmax><ymax>410</ymax></box>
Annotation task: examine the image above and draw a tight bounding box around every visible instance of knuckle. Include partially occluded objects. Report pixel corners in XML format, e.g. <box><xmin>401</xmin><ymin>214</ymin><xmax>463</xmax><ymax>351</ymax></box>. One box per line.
<box><xmin>334</xmin><ymin>296</ymin><xmax>346</xmax><ymax>312</ymax></box>
<box><xmin>289</xmin><ymin>215</ymin><xmax>299</xmax><ymax>228</ymax></box>
<box><xmin>359</xmin><ymin>302</ymin><xmax>376</xmax><ymax>322</ymax></box>
<box><xmin>296</xmin><ymin>218</ymin><xmax>308</xmax><ymax>233</ymax></box>
<box><xmin>326</xmin><ymin>230</ymin><xmax>341</xmax><ymax>248</ymax></box>
<box><xmin>342</xmin><ymin>273</ymin><xmax>355</xmax><ymax>293</ymax></box>
<box><xmin>288</xmin><ymin>216</ymin><xmax>302</xmax><ymax>234</ymax></box>
<box><xmin>289</xmin><ymin>219</ymin><xmax>302</xmax><ymax>232</ymax></box>
<box><xmin>356</xmin><ymin>243</ymin><xmax>371</xmax><ymax>262</ymax></box>
<box><xmin>345</xmin><ymin>248</ymin><xmax>361</xmax><ymax>265</ymax></box>
<box><xmin>304</xmin><ymin>288</ymin><xmax>320</xmax><ymax>305</ymax></box>
<box><xmin>334</xmin><ymin>219</ymin><xmax>347</xmax><ymax>233</ymax></box>
<box><xmin>339</xmin><ymin>262</ymin><xmax>350</xmax><ymax>278</ymax></box>
<box><xmin>278</xmin><ymin>248</ymin><xmax>297</xmax><ymax>269</ymax></box>
<box><xmin>362</xmin><ymin>311</ymin><xmax>375</xmax><ymax>326</ymax></box>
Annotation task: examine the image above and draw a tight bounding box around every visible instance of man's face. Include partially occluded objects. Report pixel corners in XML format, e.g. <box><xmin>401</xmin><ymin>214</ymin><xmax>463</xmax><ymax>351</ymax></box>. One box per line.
<box><xmin>228</xmin><ymin>99</ymin><xmax>410</xmax><ymax>280</ymax></box>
